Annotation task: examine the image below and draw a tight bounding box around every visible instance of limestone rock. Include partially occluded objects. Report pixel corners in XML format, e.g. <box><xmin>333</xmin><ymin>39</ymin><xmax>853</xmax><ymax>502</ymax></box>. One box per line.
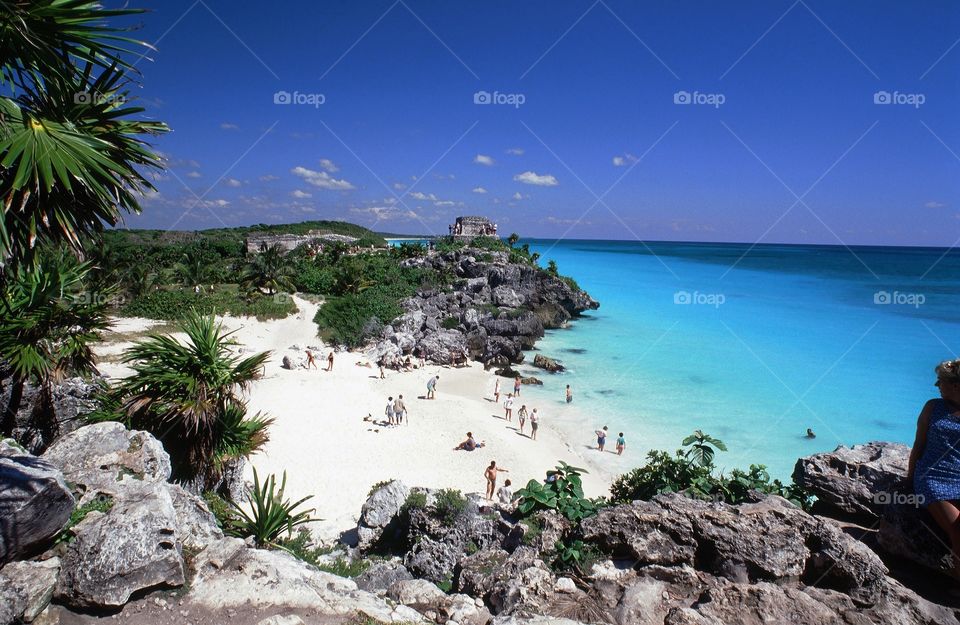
<box><xmin>0</xmin><ymin>441</ymin><xmax>74</xmax><ymax>564</ymax></box>
<box><xmin>388</xmin><ymin>578</ymin><xmax>447</xmax><ymax>607</ymax></box>
<box><xmin>357</xmin><ymin>480</ymin><xmax>410</xmax><ymax>551</ymax></box>
<box><xmin>355</xmin><ymin>561</ymin><xmax>414</xmax><ymax>593</ymax></box>
<box><xmin>55</xmin><ymin>485</ymin><xmax>185</xmax><ymax>608</ymax></box>
<box><xmin>0</xmin><ymin>558</ymin><xmax>60</xmax><ymax>623</ymax></box>
<box><xmin>167</xmin><ymin>483</ymin><xmax>223</xmax><ymax>551</ymax></box>
<box><xmin>532</xmin><ymin>354</ymin><xmax>564</xmax><ymax>373</ymax></box>
<box><xmin>0</xmin><ymin>376</ymin><xmax>102</xmax><ymax>454</ymax></box>
<box><xmin>256</xmin><ymin>616</ymin><xmax>304</xmax><ymax>625</ymax></box>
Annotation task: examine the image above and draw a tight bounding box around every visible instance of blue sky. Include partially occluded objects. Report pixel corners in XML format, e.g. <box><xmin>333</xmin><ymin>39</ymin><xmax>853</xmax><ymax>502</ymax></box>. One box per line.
<box><xmin>123</xmin><ymin>0</ymin><xmax>960</xmax><ymax>245</ymax></box>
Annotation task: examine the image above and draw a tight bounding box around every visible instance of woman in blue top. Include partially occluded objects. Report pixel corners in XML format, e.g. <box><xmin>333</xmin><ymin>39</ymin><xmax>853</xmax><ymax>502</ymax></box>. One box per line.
<box><xmin>909</xmin><ymin>358</ymin><xmax>960</xmax><ymax>578</ymax></box>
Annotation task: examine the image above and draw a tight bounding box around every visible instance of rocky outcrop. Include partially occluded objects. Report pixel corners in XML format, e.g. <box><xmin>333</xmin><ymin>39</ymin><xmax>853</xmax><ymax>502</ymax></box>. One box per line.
<box><xmin>0</xmin><ymin>376</ymin><xmax>103</xmax><ymax>454</ymax></box>
<box><xmin>0</xmin><ymin>441</ymin><xmax>74</xmax><ymax>565</ymax></box>
<box><xmin>356</xmin><ymin>480</ymin><xmax>411</xmax><ymax>551</ymax></box>
<box><xmin>792</xmin><ymin>441</ymin><xmax>910</xmax><ymax>520</ymax></box>
<box><xmin>0</xmin><ymin>558</ymin><xmax>60</xmax><ymax>624</ymax></box>
<box><xmin>369</xmin><ymin>248</ymin><xmax>598</xmax><ymax>366</ymax></box>
<box><xmin>532</xmin><ymin>355</ymin><xmax>565</xmax><ymax>373</ymax></box>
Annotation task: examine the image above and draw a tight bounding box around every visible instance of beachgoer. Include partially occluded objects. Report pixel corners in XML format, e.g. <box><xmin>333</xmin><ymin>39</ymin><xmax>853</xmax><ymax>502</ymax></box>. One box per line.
<box><xmin>806</xmin><ymin>428</ymin><xmax>816</xmax><ymax>438</ymax></box>
<box><xmin>326</xmin><ymin>351</ymin><xmax>335</xmax><ymax>371</ymax></box>
<box><xmin>566</xmin><ymin>384</ymin><xmax>572</xmax><ymax>403</ymax></box>
<box><xmin>426</xmin><ymin>375</ymin><xmax>439</xmax><ymax>399</ymax></box>
<box><xmin>385</xmin><ymin>397</ymin><xmax>395</xmax><ymax>426</ymax></box>
<box><xmin>497</xmin><ymin>479</ymin><xmax>514</xmax><ymax>506</ymax></box>
<box><xmin>596</xmin><ymin>426</ymin><xmax>609</xmax><ymax>451</ymax></box>
<box><xmin>616</xmin><ymin>432</ymin><xmax>626</xmax><ymax>455</ymax></box>
<box><xmin>306</xmin><ymin>350</ymin><xmax>317</xmax><ymax>370</ymax></box>
<box><xmin>494</xmin><ymin>378</ymin><xmax>501</xmax><ymax>403</ymax></box>
<box><xmin>455</xmin><ymin>431</ymin><xmax>484</xmax><ymax>451</ymax></box>
<box><xmin>378</xmin><ymin>360</ymin><xmax>386</xmax><ymax>379</ymax></box>
<box><xmin>530</xmin><ymin>409</ymin><xmax>539</xmax><ymax>440</ymax></box>
<box><xmin>394</xmin><ymin>395</ymin><xmax>406</xmax><ymax>425</ymax></box>
<box><xmin>418</xmin><ymin>348</ymin><xmax>426</xmax><ymax>368</ymax></box>
<box><xmin>518</xmin><ymin>405</ymin><xmax>528</xmax><ymax>435</ymax></box>
<box><xmin>485</xmin><ymin>461</ymin><xmax>509</xmax><ymax>500</ymax></box>
<box><xmin>909</xmin><ymin>358</ymin><xmax>960</xmax><ymax>577</ymax></box>
<box><xmin>514</xmin><ymin>376</ymin><xmax>521</xmax><ymax>397</ymax></box>
<box><xmin>504</xmin><ymin>393</ymin><xmax>514</xmax><ymax>421</ymax></box>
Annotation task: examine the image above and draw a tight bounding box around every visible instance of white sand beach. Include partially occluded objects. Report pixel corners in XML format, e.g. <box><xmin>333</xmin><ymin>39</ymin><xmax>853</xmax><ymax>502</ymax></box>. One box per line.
<box><xmin>93</xmin><ymin>296</ymin><xmax>623</xmax><ymax>541</ymax></box>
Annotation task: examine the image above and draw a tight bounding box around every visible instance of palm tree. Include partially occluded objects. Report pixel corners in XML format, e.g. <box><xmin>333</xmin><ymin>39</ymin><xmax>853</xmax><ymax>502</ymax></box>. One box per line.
<box><xmin>0</xmin><ymin>252</ymin><xmax>111</xmax><ymax>444</ymax></box>
<box><xmin>115</xmin><ymin>312</ymin><xmax>272</xmax><ymax>490</ymax></box>
<box><xmin>507</xmin><ymin>233</ymin><xmax>520</xmax><ymax>248</ymax></box>
<box><xmin>0</xmin><ymin>2</ymin><xmax>168</xmax><ymax>272</ymax></box>
<box><xmin>176</xmin><ymin>249</ymin><xmax>213</xmax><ymax>289</ymax></box>
<box><xmin>241</xmin><ymin>244</ymin><xmax>295</xmax><ymax>295</ymax></box>
<box><xmin>333</xmin><ymin>258</ymin><xmax>373</xmax><ymax>295</ymax></box>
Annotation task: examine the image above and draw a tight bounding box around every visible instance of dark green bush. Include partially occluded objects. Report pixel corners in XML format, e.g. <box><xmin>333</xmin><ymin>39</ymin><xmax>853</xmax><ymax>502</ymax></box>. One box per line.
<box><xmin>433</xmin><ymin>488</ymin><xmax>467</xmax><ymax>524</ymax></box>
<box><xmin>440</xmin><ymin>316</ymin><xmax>459</xmax><ymax>330</ymax></box>
<box><xmin>121</xmin><ymin>287</ymin><xmax>296</xmax><ymax>321</ymax></box>
<box><xmin>515</xmin><ymin>462</ymin><xmax>600</xmax><ymax>522</ymax></box>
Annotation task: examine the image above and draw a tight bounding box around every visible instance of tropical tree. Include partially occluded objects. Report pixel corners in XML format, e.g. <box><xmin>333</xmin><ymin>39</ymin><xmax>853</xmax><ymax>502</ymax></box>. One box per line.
<box><xmin>176</xmin><ymin>249</ymin><xmax>214</xmax><ymax>289</ymax></box>
<box><xmin>332</xmin><ymin>257</ymin><xmax>373</xmax><ymax>295</ymax></box>
<box><xmin>546</xmin><ymin>259</ymin><xmax>559</xmax><ymax>276</ymax></box>
<box><xmin>0</xmin><ymin>2</ymin><xmax>168</xmax><ymax>272</ymax></box>
<box><xmin>241</xmin><ymin>244</ymin><xmax>295</xmax><ymax>295</ymax></box>
<box><xmin>114</xmin><ymin>312</ymin><xmax>273</xmax><ymax>489</ymax></box>
<box><xmin>507</xmin><ymin>233</ymin><xmax>520</xmax><ymax>248</ymax></box>
<box><xmin>0</xmin><ymin>251</ymin><xmax>111</xmax><ymax>443</ymax></box>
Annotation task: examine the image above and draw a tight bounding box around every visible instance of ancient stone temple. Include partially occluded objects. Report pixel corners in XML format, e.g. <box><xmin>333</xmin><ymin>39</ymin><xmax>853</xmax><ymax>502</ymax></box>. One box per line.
<box><xmin>244</xmin><ymin>231</ymin><xmax>357</xmax><ymax>254</ymax></box>
<box><xmin>449</xmin><ymin>216</ymin><xmax>497</xmax><ymax>238</ymax></box>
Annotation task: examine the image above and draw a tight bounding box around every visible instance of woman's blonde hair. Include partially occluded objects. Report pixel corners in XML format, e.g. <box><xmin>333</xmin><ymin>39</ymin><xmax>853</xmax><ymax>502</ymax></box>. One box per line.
<box><xmin>935</xmin><ymin>358</ymin><xmax>960</xmax><ymax>384</ymax></box>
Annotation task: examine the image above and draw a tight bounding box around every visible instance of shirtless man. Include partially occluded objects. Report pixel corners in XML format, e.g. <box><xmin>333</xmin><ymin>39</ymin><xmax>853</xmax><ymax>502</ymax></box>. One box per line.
<box><xmin>394</xmin><ymin>395</ymin><xmax>407</xmax><ymax>425</ymax></box>
<box><xmin>305</xmin><ymin>350</ymin><xmax>317</xmax><ymax>370</ymax></box>
<box><xmin>485</xmin><ymin>461</ymin><xmax>509</xmax><ymax>500</ymax></box>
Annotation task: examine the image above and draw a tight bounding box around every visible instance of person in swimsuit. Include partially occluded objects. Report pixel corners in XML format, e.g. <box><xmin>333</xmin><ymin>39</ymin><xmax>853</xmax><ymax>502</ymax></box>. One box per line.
<box><xmin>806</xmin><ymin>428</ymin><xmax>816</xmax><ymax>438</ymax></box>
<box><xmin>909</xmin><ymin>358</ymin><xmax>960</xmax><ymax>578</ymax></box>
<box><xmin>394</xmin><ymin>395</ymin><xmax>406</xmax><ymax>425</ymax></box>
<box><xmin>514</xmin><ymin>376</ymin><xmax>522</xmax><ymax>397</ymax></box>
<box><xmin>326</xmin><ymin>351</ymin><xmax>335</xmax><ymax>371</ymax></box>
<box><xmin>494</xmin><ymin>378</ymin><xmax>501</xmax><ymax>403</ymax></box>
<box><xmin>566</xmin><ymin>384</ymin><xmax>572</xmax><ymax>403</ymax></box>
<box><xmin>596</xmin><ymin>426</ymin><xmax>609</xmax><ymax>451</ymax></box>
<box><xmin>385</xmin><ymin>397</ymin><xmax>395</xmax><ymax>426</ymax></box>
<box><xmin>454</xmin><ymin>432</ymin><xmax>484</xmax><ymax>451</ymax></box>
<box><xmin>426</xmin><ymin>375</ymin><xmax>439</xmax><ymax>399</ymax></box>
<box><xmin>616</xmin><ymin>432</ymin><xmax>626</xmax><ymax>455</ymax></box>
<box><xmin>518</xmin><ymin>405</ymin><xmax>528</xmax><ymax>435</ymax></box>
<box><xmin>503</xmin><ymin>393</ymin><xmax>514</xmax><ymax>421</ymax></box>
<box><xmin>530</xmin><ymin>409</ymin><xmax>539</xmax><ymax>440</ymax></box>
<box><xmin>306</xmin><ymin>350</ymin><xmax>317</xmax><ymax>370</ymax></box>
<box><xmin>485</xmin><ymin>460</ymin><xmax>509</xmax><ymax>500</ymax></box>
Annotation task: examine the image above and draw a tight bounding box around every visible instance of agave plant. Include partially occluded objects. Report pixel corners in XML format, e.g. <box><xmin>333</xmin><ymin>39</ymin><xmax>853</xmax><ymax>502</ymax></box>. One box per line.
<box><xmin>0</xmin><ymin>2</ymin><xmax>168</xmax><ymax>270</ymax></box>
<box><xmin>226</xmin><ymin>469</ymin><xmax>318</xmax><ymax>548</ymax></box>
<box><xmin>0</xmin><ymin>251</ymin><xmax>112</xmax><ymax>442</ymax></box>
<box><xmin>115</xmin><ymin>312</ymin><xmax>271</xmax><ymax>488</ymax></box>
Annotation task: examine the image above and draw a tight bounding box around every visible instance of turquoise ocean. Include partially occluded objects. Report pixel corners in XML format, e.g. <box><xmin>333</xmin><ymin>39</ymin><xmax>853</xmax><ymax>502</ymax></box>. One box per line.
<box><xmin>507</xmin><ymin>239</ymin><xmax>960</xmax><ymax>479</ymax></box>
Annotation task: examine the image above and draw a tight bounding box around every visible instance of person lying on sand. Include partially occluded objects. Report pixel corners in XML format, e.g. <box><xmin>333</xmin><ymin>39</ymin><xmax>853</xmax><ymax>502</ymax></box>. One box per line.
<box><xmin>356</xmin><ymin>361</ymin><xmax>372</xmax><ymax>368</ymax></box>
<box><xmin>454</xmin><ymin>432</ymin><xmax>484</xmax><ymax>451</ymax></box>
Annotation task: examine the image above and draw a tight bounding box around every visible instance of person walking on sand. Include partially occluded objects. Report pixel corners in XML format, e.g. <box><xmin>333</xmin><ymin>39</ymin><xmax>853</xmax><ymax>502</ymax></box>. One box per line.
<box><xmin>596</xmin><ymin>426</ymin><xmax>609</xmax><ymax>452</ymax></box>
<box><xmin>494</xmin><ymin>378</ymin><xmax>501</xmax><ymax>403</ymax></box>
<box><xmin>503</xmin><ymin>393</ymin><xmax>514</xmax><ymax>421</ymax></box>
<box><xmin>616</xmin><ymin>432</ymin><xmax>626</xmax><ymax>455</ymax></box>
<box><xmin>326</xmin><ymin>351</ymin><xmax>335</xmax><ymax>371</ymax></box>
<box><xmin>518</xmin><ymin>405</ymin><xmax>528</xmax><ymax>435</ymax></box>
<box><xmin>378</xmin><ymin>359</ymin><xmax>386</xmax><ymax>379</ymax></box>
<box><xmin>485</xmin><ymin>461</ymin><xmax>509</xmax><ymax>500</ymax></box>
<box><xmin>514</xmin><ymin>375</ymin><xmax>521</xmax><ymax>397</ymax></box>
<box><xmin>566</xmin><ymin>384</ymin><xmax>572</xmax><ymax>403</ymax></box>
<box><xmin>306</xmin><ymin>350</ymin><xmax>317</xmax><ymax>370</ymax></box>
<box><xmin>426</xmin><ymin>375</ymin><xmax>439</xmax><ymax>399</ymax></box>
<box><xmin>530</xmin><ymin>409</ymin><xmax>539</xmax><ymax>440</ymax></box>
<box><xmin>385</xmin><ymin>397</ymin><xmax>395</xmax><ymax>426</ymax></box>
<box><xmin>394</xmin><ymin>395</ymin><xmax>406</xmax><ymax>425</ymax></box>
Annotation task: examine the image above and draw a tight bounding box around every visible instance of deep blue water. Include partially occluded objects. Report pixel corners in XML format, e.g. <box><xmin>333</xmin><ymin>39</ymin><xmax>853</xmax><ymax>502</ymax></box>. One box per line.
<box><xmin>513</xmin><ymin>239</ymin><xmax>960</xmax><ymax>478</ymax></box>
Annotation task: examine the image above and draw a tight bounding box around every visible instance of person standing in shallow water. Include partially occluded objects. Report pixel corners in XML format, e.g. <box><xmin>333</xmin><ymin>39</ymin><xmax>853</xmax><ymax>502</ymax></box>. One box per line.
<box><xmin>566</xmin><ymin>384</ymin><xmax>572</xmax><ymax>403</ymax></box>
<box><xmin>909</xmin><ymin>358</ymin><xmax>960</xmax><ymax>579</ymax></box>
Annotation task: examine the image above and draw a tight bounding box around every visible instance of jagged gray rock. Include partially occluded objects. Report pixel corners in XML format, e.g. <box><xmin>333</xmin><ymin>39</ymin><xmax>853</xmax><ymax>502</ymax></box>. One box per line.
<box><xmin>355</xmin><ymin>561</ymin><xmax>414</xmax><ymax>593</ymax></box>
<box><xmin>55</xmin><ymin>484</ymin><xmax>186</xmax><ymax>608</ymax></box>
<box><xmin>0</xmin><ymin>441</ymin><xmax>74</xmax><ymax>564</ymax></box>
<box><xmin>532</xmin><ymin>354</ymin><xmax>564</xmax><ymax>373</ymax></box>
<box><xmin>0</xmin><ymin>376</ymin><xmax>102</xmax><ymax>454</ymax></box>
<box><xmin>357</xmin><ymin>480</ymin><xmax>411</xmax><ymax>550</ymax></box>
<box><xmin>792</xmin><ymin>441</ymin><xmax>910</xmax><ymax>520</ymax></box>
<box><xmin>0</xmin><ymin>558</ymin><xmax>60</xmax><ymax>623</ymax></box>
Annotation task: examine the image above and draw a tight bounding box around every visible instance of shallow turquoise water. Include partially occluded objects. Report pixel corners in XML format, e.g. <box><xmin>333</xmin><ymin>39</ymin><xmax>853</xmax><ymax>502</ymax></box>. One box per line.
<box><xmin>514</xmin><ymin>239</ymin><xmax>960</xmax><ymax>479</ymax></box>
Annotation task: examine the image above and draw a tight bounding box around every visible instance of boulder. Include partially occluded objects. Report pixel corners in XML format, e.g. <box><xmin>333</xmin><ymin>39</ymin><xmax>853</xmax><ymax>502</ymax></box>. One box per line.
<box><xmin>0</xmin><ymin>558</ymin><xmax>60</xmax><ymax>623</ymax></box>
<box><xmin>521</xmin><ymin>377</ymin><xmax>543</xmax><ymax>386</ymax></box>
<box><xmin>357</xmin><ymin>480</ymin><xmax>410</xmax><ymax>551</ymax></box>
<box><xmin>281</xmin><ymin>354</ymin><xmax>295</xmax><ymax>369</ymax></box>
<box><xmin>492</xmin><ymin>286</ymin><xmax>524</xmax><ymax>308</ymax></box>
<box><xmin>167</xmin><ymin>483</ymin><xmax>223</xmax><ymax>551</ymax></box>
<box><xmin>55</xmin><ymin>485</ymin><xmax>185</xmax><ymax>608</ymax></box>
<box><xmin>42</xmin><ymin>422</ymin><xmax>171</xmax><ymax>503</ymax></box>
<box><xmin>0</xmin><ymin>441</ymin><xmax>74</xmax><ymax>564</ymax></box>
<box><xmin>417</xmin><ymin>329</ymin><xmax>467</xmax><ymax>365</ymax></box>
<box><xmin>354</xmin><ymin>561</ymin><xmax>414</xmax><ymax>593</ymax></box>
<box><xmin>877</xmin><ymin>500</ymin><xmax>953</xmax><ymax>575</ymax></box>
<box><xmin>0</xmin><ymin>376</ymin><xmax>102</xmax><ymax>454</ymax></box>
<box><xmin>388</xmin><ymin>578</ymin><xmax>447</xmax><ymax>607</ymax></box>
<box><xmin>532</xmin><ymin>354</ymin><xmax>565</xmax><ymax>373</ymax></box>
<box><xmin>792</xmin><ymin>442</ymin><xmax>910</xmax><ymax>520</ymax></box>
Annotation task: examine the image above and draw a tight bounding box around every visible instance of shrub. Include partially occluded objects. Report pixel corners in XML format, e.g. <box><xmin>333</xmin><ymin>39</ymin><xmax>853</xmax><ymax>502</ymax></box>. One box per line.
<box><xmin>55</xmin><ymin>494</ymin><xmax>114</xmax><ymax>544</ymax></box>
<box><xmin>313</xmin><ymin>289</ymin><xmax>404</xmax><ymax>347</ymax></box>
<box><xmin>367</xmin><ymin>479</ymin><xmax>395</xmax><ymax>497</ymax></box>
<box><xmin>401</xmin><ymin>491</ymin><xmax>428</xmax><ymax>514</ymax></box>
<box><xmin>433</xmin><ymin>488</ymin><xmax>467</xmax><ymax>524</ymax></box>
<box><xmin>226</xmin><ymin>469</ymin><xmax>319</xmax><ymax>548</ymax></box>
<box><xmin>515</xmin><ymin>462</ymin><xmax>600</xmax><ymax>522</ymax></box>
<box><xmin>121</xmin><ymin>287</ymin><xmax>296</xmax><ymax>321</ymax></box>
<box><xmin>202</xmin><ymin>491</ymin><xmax>233</xmax><ymax>528</ymax></box>
<box><xmin>276</xmin><ymin>527</ymin><xmax>332</xmax><ymax>566</ymax></box>
<box><xmin>440</xmin><ymin>316</ymin><xmax>460</xmax><ymax>330</ymax></box>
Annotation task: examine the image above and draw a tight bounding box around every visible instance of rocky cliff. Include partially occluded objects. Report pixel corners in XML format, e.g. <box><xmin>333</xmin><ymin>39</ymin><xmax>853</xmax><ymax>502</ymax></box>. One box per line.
<box><xmin>369</xmin><ymin>248</ymin><xmax>599</xmax><ymax>367</ymax></box>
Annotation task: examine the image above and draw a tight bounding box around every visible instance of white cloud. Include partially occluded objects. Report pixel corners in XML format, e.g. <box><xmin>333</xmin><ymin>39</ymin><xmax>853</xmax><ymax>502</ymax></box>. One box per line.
<box><xmin>220</xmin><ymin>122</ymin><xmax>239</xmax><ymax>130</ymax></box>
<box><xmin>318</xmin><ymin>158</ymin><xmax>339</xmax><ymax>173</ymax></box>
<box><xmin>474</xmin><ymin>154</ymin><xmax>495</xmax><ymax>166</ymax></box>
<box><xmin>612</xmin><ymin>153</ymin><xmax>638</xmax><ymax>167</ymax></box>
<box><xmin>392</xmin><ymin>182</ymin><xmax>407</xmax><ymax>191</ymax></box>
<box><xmin>506</xmin><ymin>148</ymin><xmax>524</xmax><ymax>155</ymax></box>
<box><xmin>291</xmin><ymin>190</ymin><xmax>313</xmax><ymax>199</ymax></box>
<box><xmin>259</xmin><ymin>175</ymin><xmax>280</xmax><ymax>182</ymax></box>
<box><xmin>472</xmin><ymin>187</ymin><xmax>488</xmax><ymax>194</ymax></box>
<box><xmin>514</xmin><ymin>171</ymin><xmax>558</xmax><ymax>186</ymax></box>
<box><xmin>409</xmin><ymin>191</ymin><xmax>439</xmax><ymax>201</ymax></box>
<box><xmin>925</xmin><ymin>200</ymin><xmax>947</xmax><ymax>208</ymax></box>
<box><xmin>186</xmin><ymin>171</ymin><xmax>202</xmax><ymax>179</ymax></box>
<box><xmin>351</xmin><ymin>206</ymin><xmax>420</xmax><ymax>221</ymax></box>
<box><xmin>512</xmin><ymin>192</ymin><xmax>524</xmax><ymax>200</ymax></box>
<box><xmin>225</xmin><ymin>178</ymin><xmax>242</xmax><ymax>187</ymax></box>
<box><xmin>434</xmin><ymin>200</ymin><xmax>456</xmax><ymax>207</ymax></box>
<box><xmin>291</xmin><ymin>166</ymin><xmax>355</xmax><ymax>190</ymax></box>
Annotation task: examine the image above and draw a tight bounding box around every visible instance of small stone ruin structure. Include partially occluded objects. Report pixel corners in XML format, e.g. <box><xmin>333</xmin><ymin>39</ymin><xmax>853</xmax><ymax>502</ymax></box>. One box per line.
<box><xmin>449</xmin><ymin>216</ymin><xmax>497</xmax><ymax>238</ymax></box>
